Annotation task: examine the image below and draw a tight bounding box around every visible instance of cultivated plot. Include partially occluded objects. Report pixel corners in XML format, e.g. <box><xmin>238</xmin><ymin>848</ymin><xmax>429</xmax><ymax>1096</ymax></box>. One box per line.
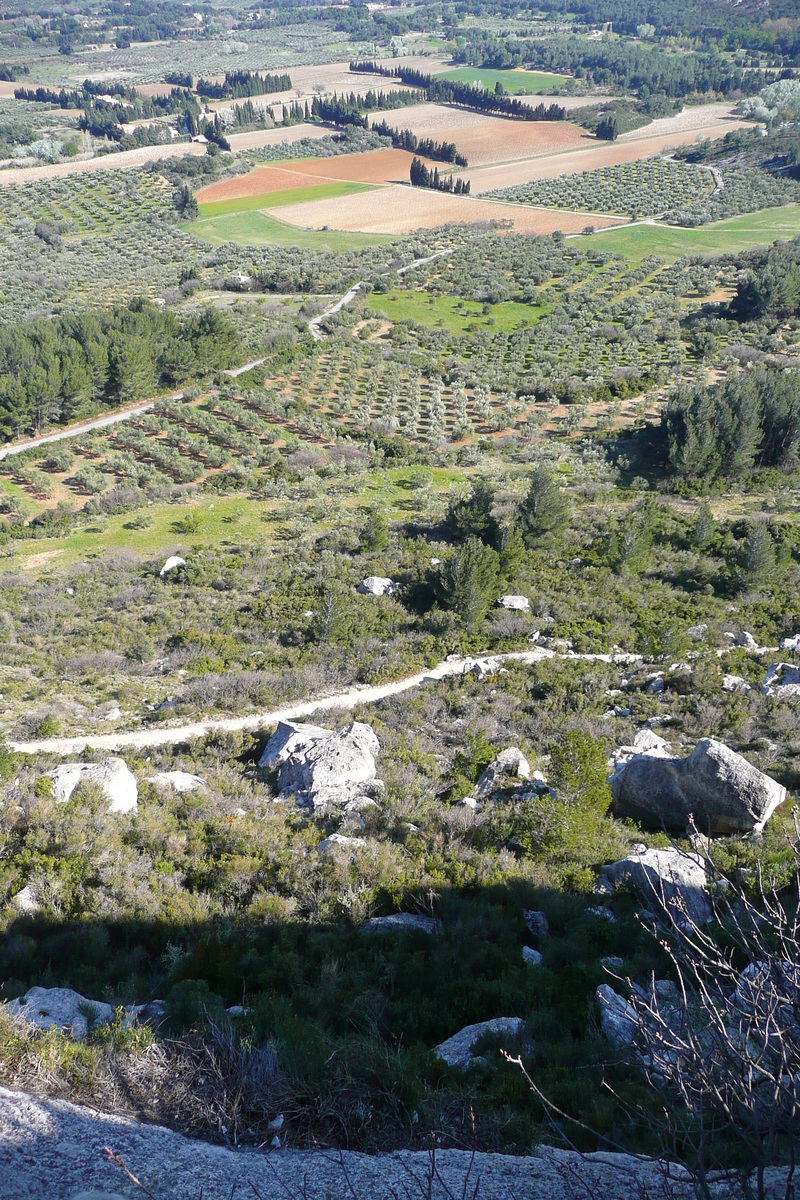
<box><xmin>367</xmin><ymin>105</ymin><xmax>589</xmax><ymax>166</ymax></box>
<box><xmin>267</xmin><ymin>182</ymin><xmax>624</xmax><ymax>234</ymax></box>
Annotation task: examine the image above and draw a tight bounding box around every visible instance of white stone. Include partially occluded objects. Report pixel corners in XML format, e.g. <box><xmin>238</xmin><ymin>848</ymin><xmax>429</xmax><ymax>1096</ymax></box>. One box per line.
<box><xmin>434</xmin><ymin>1017</ymin><xmax>526</xmax><ymax>1069</ymax></box>
<box><xmin>12</xmin><ymin>884</ymin><xmax>40</xmax><ymax>914</ymax></box>
<box><xmin>6</xmin><ymin>987</ymin><xmax>114</xmax><ymax>1040</ymax></box>
<box><xmin>722</xmin><ymin>674</ymin><xmax>752</xmax><ymax>694</ymax></box>
<box><xmin>762</xmin><ymin>662</ymin><xmax>800</xmax><ymax>697</ymax></box>
<box><xmin>685</xmin><ymin>624</ymin><xmax>708</xmax><ymax>641</ymax></box>
<box><xmin>360</xmin><ymin>913</ymin><xmax>441</xmax><ymax>934</ymax></box>
<box><xmin>147</xmin><ymin>770</ymin><xmax>207</xmax><ymax>793</ymax></box>
<box><xmin>587</xmin><ymin>906</ymin><xmax>617</xmax><ymax>923</ymax></box>
<box><xmin>159</xmin><ymin>555</ymin><xmax>186</xmax><ymax>577</ymax></box>
<box><xmin>319</xmin><ymin>833</ymin><xmax>367</xmax><ymax>853</ymax></box>
<box><xmin>475</xmin><ymin>747</ymin><xmax>530</xmax><ymax>797</ymax></box>
<box><xmin>779</xmin><ymin>634</ymin><xmax>800</xmax><ymax>652</ymax></box>
<box><xmin>602</xmin><ymin>848</ymin><xmax>712</xmax><ymax>927</ymax></box>
<box><xmin>497</xmin><ymin>594</ymin><xmax>530</xmax><ymax>611</ymax></box>
<box><xmin>737</xmin><ymin>632</ymin><xmax>758</xmax><ymax>650</ymax></box>
<box><xmin>48</xmin><ymin>757</ymin><xmax>138</xmax><ymax>814</ymax></box>
<box><xmin>596</xmin><ymin>984</ymin><xmax>638</xmax><ymax>1047</ymax></box>
<box><xmin>357</xmin><ymin>576</ymin><xmax>398</xmax><ymax>597</ymax></box>
<box><xmin>258</xmin><ymin>720</ymin><xmax>331</xmax><ymax>771</ymax></box>
<box><xmin>522</xmin><ymin>947</ymin><xmax>543</xmax><ymax>966</ymax></box>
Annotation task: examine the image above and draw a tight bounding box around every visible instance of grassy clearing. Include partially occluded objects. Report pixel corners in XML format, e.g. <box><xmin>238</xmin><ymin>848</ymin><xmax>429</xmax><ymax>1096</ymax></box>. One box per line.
<box><xmin>585</xmin><ymin>205</ymin><xmax>800</xmax><ymax>262</ymax></box>
<box><xmin>187</xmin><ymin>210</ymin><xmax>392</xmax><ymax>250</ymax></box>
<box><xmin>367</xmin><ymin>289</ymin><xmax>548</xmax><ymax>333</ymax></box>
<box><xmin>197</xmin><ymin>181</ymin><xmax>376</xmax><ymax>218</ymax></box>
<box><xmin>0</xmin><ymin>467</ymin><xmax>462</xmax><ymax>574</ymax></box>
<box><xmin>433</xmin><ymin>66</ymin><xmax>568</xmax><ymax>94</ymax></box>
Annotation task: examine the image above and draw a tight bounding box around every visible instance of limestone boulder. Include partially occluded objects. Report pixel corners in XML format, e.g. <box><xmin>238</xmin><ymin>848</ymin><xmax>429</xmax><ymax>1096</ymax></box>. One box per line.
<box><xmin>319</xmin><ymin>833</ymin><xmax>367</xmax><ymax>854</ymax></box>
<box><xmin>600</xmin><ymin>847</ymin><xmax>712</xmax><ymax>927</ymax></box>
<box><xmin>779</xmin><ymin>634</ymin><xmax>800</xmax><ymax>653</ymax></box>
<box><xmin>357</xmin><ymin>576</ymin><xmax>399</xmax><ymax>597</ymax></box>
<box><xmin>434</xmin><ymin>1017</ymin><xmax>526</xmax><ymax>1069</ymax></box>
<box><xmin>522</xmin><ymin>947</ymin><xmax>543</xmax><ymax>966</ymax></box>
<box><xmin>610</xmin><ymin>737</ymin><xmax>785</xmax><ymax>835</ymax></box>
<box><xmin>159</xmin><ymin>555</ymin><xmax>186</xmax><ymax>577</ymax></box>
<box><xmin>48</xmin><ymin>757</ymin><xmax>138</xmax><ymax>815</ymax></box>
<box><xmin>497</xmin><ymin>594</ymin><xmax>530</xmax><ymax>611</ymax></box>
<box><xmin>737</xmin><ymin>632</ymin><xmax>758</xmax><ymax>650</ymax></box>
<box><xmin>360</xmin><ymin>913</ymin><xmax>441</xmax><ymax>935</ymax></box>
<box><xmin>596</xmin><ymin>984</ymin><xmax>638</xmax><ymax>1047</ymax></box>
<box><xmin>722</xmin><ymin>674</ymin><xmax>752</xmax><ymax>694</ymax></box>
<box><xmin>147</xmin><ymin>771</ymin><xmax>207</xmax><ymax>793</ymax></box>
<box><xmin>608</xmin><ymin>729</ymin><xmax>672</xmax><ymax>777</ymax></box>
<box><xmin>762</xmin><ymin>662</ymin><xmax>800</xmax><ymax>697</ymax></box>
<box><xmin>475</xmin><ymin>747</ymin><xmax>531</xmax><ymax>797</ymax></box>
<box><xmin>7</xmin><ymin>987</ymin><xmax>114</xmax><ymax>1040</ymax></box>
<box><xmin>258</xmin><ymin>720</ymin><xmax>382</xmax><ymax>811</ymax></box>
<box><xmin>258</xmin><ymin>720</ymin><xmax>331</xmax><ymax>772</ymax></box>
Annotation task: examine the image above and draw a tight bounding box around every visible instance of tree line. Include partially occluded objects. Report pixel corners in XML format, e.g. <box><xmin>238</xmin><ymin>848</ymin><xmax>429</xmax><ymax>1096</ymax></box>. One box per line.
<box><xmin>349</xmin><ymin>62</ymin><xmax>566</xmax><ymax>122</ymax></box>
<box><xmin>661</xmin><ymin>367</ymin><xmax>800</xmax><ymax>484</ymax></box>
<box><xmin>0</xmin><ymin>302</ymin><xmax>243</xmax><ymax>441</ymax></box>
<box><xmin>409</xmin><ymin>158</ymin><xmax>471</xmax><ymax>193</ymax></box>
<box><xmin>195</xmin><ymin>71</ymin><xmax>292</xmax><ymax>100</ymax></box>
<box><xmin>371</xmin><ymin>120</ymin><xmax>468</xmax><ymax>166</ymax></box>
<box><xmin>450</xmin><ymin>33</ymin><xmax>782</xmax><ymax>98</ymax></box>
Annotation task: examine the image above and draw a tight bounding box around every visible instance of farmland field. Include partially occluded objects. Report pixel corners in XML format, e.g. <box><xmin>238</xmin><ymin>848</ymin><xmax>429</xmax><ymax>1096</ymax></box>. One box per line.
<box><xmin>198</xmin><ymin>181</ymin><xmax>375</xmax><ymax>219</ymax></box>
<box><xmin>433</xmin><ymin>66</ymin><xmax>569</xmax><ymax>93</ymax></box>
<box><xmin>366</xmin><ymin>290</ymin><xmax>549</xmax><ymax>332</ymax></box>
<box><xmin>190</xmin><ymin>209</ymin><xmax>392</xmax><ymax>249</ymax></box>
<box><xmin>585</xmin><ymin>204</ymin><xmax>800</xmax><ymax>261</ymax></box>
<box><xmin>367</xmin><ymin>105</ymin><xmax>589</xmax><ymax>166</ymax></box>
<box><xmin>268</xmin><ymin>182</ymin><xmax>625</xmax><ymax>234</ymax></box>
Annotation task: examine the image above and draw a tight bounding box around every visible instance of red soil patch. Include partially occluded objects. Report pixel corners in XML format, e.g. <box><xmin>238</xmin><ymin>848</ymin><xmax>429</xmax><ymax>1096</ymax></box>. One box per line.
<box><xmin>196</xmin><ymin>149</ymin><xmax>422</xmax><ymax>203</ymax></box>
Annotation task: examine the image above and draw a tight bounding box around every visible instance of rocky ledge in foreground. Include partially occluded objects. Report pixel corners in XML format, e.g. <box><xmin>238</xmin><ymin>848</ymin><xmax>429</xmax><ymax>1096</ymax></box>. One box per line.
<box><xmin>0</xmin><ymin>1086</ymin><xmax>791</xmax><ymax>1200</ymax></box>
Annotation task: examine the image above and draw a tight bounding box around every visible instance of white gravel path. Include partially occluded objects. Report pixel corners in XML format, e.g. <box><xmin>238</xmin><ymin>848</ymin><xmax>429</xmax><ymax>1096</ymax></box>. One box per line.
<box><xmin>8</xmin><ymin>649</ymin><xmax>641</xmax><ymax>756</ymax></box>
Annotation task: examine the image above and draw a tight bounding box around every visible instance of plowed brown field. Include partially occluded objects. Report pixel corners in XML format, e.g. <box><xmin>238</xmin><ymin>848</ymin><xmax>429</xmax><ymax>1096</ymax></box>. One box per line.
<box><xmin>267</xmin><ymin>183</ymin><xmax>624</xmax><ymax>235</ymax></box>
<box><xmin>196</xmin><ymin>148</ymin><xmax>422</xmax><ymax>203</ymax></box>
<box><xmin>469</xmin><ymin>115</ymin><xmax>752</xmax><ymax>193</ymax></box>
<box><xmin>368</xmin><ymin>106</ymin><xmax>588</xmax><ymax>166</ymax></box>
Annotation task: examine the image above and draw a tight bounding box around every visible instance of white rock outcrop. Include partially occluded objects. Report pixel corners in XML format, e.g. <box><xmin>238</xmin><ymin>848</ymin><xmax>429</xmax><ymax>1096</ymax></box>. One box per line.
<box><xmin>608</xmin><ymin>730</ymin><xmax>672</xmax><ymax>777</ymax></box>
<box><xmin>159</xmin><ymin>555</ymin><xmax>186</xmax><ymax>577</ymax></box>
<box><xmin>147</xmin><ymin>771</ymin><xmax>207</xmax><ymax>793</ymax></box>
<box><xmin>737</xmin><ymin>632</ymin><xmax>758</xmax><ymax>650</ymax></box>
<box><xmin>48</xmin><ymin>758</ymin><xmax>138</xmax><ymax>815</ymax></box>
<box><xmin>259</xmin><ymin>720</ymin><xmax>383</xmax><ymax>811</ymax></box>
<box><xmin>357</xmin><ymin>576</ymin><xmax>399</xmax><ymax>597</ymax></box>
<box><xmin>319</xmin><ymin>833</ymin><xmax>367</xmax><ymax>854</ymax></box>
<box><xmin>596</xmin><ymin>984</ymin><xmax>638</xmax><ymax>1047</ymax></box>
<box><xmin>762</xmin><ymin>662</ymin><xmax>800</xmax><ymax>697</ymax></box>
<box><xmin>475</xmin><ymin>748</ymin><xmax>531</xmax><ymax>797</ymax></box>
<box><xmin>497</xmin><ymin>595</ymin><xmax>530</xmax><ymax>611</ymax></box>
<box><xmin>599</xmin><ymin>848</ymin><xmax>712</xmax><ymax>927</ymax></box>
<box><xmin>434</xmin><ymin>1017</ymin><xmax>526</xmax><ymax>1069</ymax></box>
<box><xmin>610</xmin><ymin>737</ymin><xmax>785</xmax><ymax>835</ymax></box>
<box><xmin>6</xmin><ymin>987</ymin><xmax>114</xmax><ymax>1040</ymax></box>
<box><xmin>779</xmin><ymin>634</ymin><xmax>800</xmax><ymax>652</ymax></box>
<box><xmin>522</xmin><ymin>947</ymin><xmax>543</xmax><ymax>966</ymax></box>
<box><xmin>722</xmin><ymin>674</ymin><xmax>752</xmax><ymax>694</ymax></box>
<box><xmin>360</xmin><ymin>913</ymin><xmax>441</xmax><ymax>935</ymax></box>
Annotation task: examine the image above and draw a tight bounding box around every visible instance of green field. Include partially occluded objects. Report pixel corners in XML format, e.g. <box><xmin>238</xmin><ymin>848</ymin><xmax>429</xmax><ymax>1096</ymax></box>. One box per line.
<box><xmin>0</xmin><ymin>467</ymin><xmax>463</xmax><ymax>573</ymax></box>
<box><xmin>586</xmin><ymin>205</ymin><xmax>800</xmax><ymax>262</ymax></box>
<box><xmin>367</xmin><ymin>289</ymin><xmax>548</xmax><ymax>332</ymax></box>
<box><xmin>188</xmin><ymin>209</ymin><xmax>391</xmax><ymax>250</ymax></box>
<box><xmin>433</xmin><ymin>66</ymin><xmax>568</xmax><ymax>94</ymax></box>
<box><xmin>197</xmin><ymin>180</ymin><xmax>375</xmax><ymax>218</ymax></box>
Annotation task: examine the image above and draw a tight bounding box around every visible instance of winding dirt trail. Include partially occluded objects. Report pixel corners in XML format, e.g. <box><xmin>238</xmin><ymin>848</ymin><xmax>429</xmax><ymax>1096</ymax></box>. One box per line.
<box><xmin>8</xmin><ymin>647</ymin><xmax>641</xmax><ymax>756</ymax></box>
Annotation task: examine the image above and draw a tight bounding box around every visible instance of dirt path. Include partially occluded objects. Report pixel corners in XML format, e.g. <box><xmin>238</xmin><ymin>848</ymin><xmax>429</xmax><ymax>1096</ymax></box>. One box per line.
<box><xmin>8</xmin><ymin>647</ymin><xmax>642</xmax><ymax>756</ymax></box>
<box><xmin>308</xmin><ymin>247</ymin><xmax>455</xmax><ymax>339</ymax></box>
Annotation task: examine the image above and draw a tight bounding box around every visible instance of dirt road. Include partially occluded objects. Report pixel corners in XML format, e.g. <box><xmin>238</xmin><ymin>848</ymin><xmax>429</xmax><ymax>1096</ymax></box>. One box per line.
<box><xmin>8</xmin><ymin>647</ymin><xmax>642</xmax><ymax>756</ymax></box>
